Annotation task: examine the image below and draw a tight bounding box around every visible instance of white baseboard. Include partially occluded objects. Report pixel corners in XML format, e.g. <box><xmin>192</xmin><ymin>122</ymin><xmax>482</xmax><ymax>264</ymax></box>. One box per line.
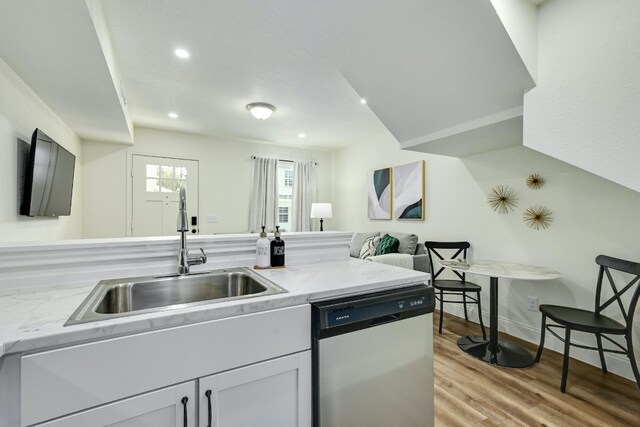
<box><xmin>441</xmin><ymin>303</ymin><xmax>637</xmax><ymax>383</ymax></box>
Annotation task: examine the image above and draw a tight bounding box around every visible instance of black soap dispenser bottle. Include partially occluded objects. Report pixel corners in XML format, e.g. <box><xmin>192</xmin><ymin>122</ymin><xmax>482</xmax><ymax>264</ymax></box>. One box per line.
<box><xmin>270</xmin><ymin>226</ymin><xmax>285</xmax><ymax>267</ymax></box>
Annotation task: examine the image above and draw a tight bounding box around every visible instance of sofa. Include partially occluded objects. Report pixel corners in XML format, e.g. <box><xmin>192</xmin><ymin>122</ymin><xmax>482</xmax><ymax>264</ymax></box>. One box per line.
<box><xmin>349</xmin><ymin>231</ymin><xmax>430</xmax><ymax>272</ymax></box>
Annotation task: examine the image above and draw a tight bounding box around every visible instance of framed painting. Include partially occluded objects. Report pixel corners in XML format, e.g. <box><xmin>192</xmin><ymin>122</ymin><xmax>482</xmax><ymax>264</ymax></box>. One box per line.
<box><xmin>393</xmin><ymin>160</ymin><xmax>425</xmax><ymax>220</ymax></box>
<box><xmin>367</xmin><ymin>167</ymin><xmax>392</xmax><ymax>219</ymax></box>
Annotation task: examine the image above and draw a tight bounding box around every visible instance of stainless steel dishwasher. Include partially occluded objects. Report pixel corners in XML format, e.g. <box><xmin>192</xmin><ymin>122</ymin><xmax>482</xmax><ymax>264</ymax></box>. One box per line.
<box><xmin>312</xmin><ymin>285</ymin><xmax>435</xmax><ymax>427</ymax></box>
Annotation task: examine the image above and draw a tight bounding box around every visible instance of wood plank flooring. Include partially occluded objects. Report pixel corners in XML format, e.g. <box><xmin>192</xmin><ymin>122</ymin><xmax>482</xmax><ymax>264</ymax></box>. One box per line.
<box><xmin>434</xmin><ymin>311</ymin><xmax>640</xmax><ymax>426</ymax></box>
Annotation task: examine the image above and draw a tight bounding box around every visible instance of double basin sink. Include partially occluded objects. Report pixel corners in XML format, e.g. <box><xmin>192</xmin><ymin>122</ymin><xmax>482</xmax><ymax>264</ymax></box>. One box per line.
<box><xmin>66</xmin><ymin>267</ymin><xmax>287</xmax><ymax>325</ymax></box>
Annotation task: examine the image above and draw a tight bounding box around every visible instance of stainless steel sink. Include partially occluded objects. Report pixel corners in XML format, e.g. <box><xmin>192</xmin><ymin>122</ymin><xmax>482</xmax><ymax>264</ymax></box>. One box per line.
<box><xmin>65</xmin><ymin>268</ymin><xmax>287</xmax><ymax>325</ymax></box>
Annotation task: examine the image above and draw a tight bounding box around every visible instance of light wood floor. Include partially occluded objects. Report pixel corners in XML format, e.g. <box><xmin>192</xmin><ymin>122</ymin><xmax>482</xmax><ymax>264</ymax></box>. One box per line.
<box><xmin>433</xmin><ymin>311</ymin><xmax>640</xmax><ymax>426</ymax></box>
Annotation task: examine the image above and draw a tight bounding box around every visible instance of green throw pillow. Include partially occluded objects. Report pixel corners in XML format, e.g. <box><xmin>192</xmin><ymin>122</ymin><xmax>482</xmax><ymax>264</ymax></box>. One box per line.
<box><xmin>375</xmin><ymin>234</ymin><xmax>400</xmax><ymax>256</ymax></box>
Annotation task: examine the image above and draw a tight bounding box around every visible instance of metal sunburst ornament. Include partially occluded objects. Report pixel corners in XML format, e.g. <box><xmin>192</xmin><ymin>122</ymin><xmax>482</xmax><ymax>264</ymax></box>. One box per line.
<box><xmin>526</xmin><ymin>173</ymin><xmax>545</xmax><ymax>190</ymax></box>
<box><xmin>523</xmin><ymin>206</ymin><xmax>553</xmax><ymax>230</ymax></box>
<box><xmin>487</xmin><ymin>185</ymin><xmax>518</xmax><ymax>214</ymax></box>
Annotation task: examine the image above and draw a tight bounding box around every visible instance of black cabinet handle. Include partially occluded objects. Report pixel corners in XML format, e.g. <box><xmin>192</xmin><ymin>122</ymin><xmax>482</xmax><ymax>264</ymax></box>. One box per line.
<box><xmin>205</xmin><ymin>389</ymin><xmax>213</xmax><ymax>427</ymax></box>
<box><xmin>181</xmin><ymin>396</ymin><xmax>189</xmax><ymax>427</ymax></box>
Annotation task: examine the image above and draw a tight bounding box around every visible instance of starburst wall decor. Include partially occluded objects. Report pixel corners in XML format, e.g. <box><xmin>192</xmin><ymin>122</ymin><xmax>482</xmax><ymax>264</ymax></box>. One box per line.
<box><xmin>526</xmin><ymin>173</ymin><xmax>545</xmax><ymax>190</ymax></box>
<box><xmin>523</xmin><ymin>205</ymin><xmax>553</xmax><ymax>230</ymax></box>
<box><xmin>487</xmin><ymin>185</ymin><xmax>518</xmax><ymax>214</ymax></box>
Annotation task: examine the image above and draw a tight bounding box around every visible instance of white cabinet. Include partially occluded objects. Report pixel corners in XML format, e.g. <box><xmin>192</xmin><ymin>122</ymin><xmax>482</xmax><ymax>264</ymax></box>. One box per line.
<box><xmin>199</xmin><ymin>351</ymin><xmax>311</xmax><ymax>427</ymax></box>
<box><xmin>22</xmin><ymin>305</ymin><xmax>310</xmax><ymax>426</ymax></box>
<box><xmin>20</xmin><ymin>305</ymin><xmax>312</xmax><ymax>427</ymax></box>
<box><xmin>35</xmin><ymin>381</ymin><xmax>195</xmax><ymax>427</ymax></box>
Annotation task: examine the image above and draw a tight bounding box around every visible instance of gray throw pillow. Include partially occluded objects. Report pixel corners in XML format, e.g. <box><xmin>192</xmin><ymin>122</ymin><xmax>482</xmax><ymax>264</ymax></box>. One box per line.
<box><xmin>380</xmin><ymin>232</ymin><xmax>418</xmax><ymax>255</ymax></box>
<box><xmin>350</xmin><ymin>232</ymin><xmax>380</xmax><ymax>258</ymax></box>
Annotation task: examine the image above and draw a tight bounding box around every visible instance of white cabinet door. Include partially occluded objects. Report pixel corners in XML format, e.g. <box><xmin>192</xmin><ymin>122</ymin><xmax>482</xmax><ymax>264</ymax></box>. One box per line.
<box><xmin>35</xmin><ymin>381</ymin><xmax>195</xmax><ymax>427</ymax></box>
<box><xmin>199</xmin><ymin>351</ymin><xmax>311</xmax><ymax>427</ymax></box>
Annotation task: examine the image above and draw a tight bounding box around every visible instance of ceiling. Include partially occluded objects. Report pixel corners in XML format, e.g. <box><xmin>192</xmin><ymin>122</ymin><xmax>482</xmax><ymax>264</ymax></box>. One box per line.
<box><xmin>0</xmin><ymin>0</ymin><xmax>532</xmax><ymax>150</ymax></box>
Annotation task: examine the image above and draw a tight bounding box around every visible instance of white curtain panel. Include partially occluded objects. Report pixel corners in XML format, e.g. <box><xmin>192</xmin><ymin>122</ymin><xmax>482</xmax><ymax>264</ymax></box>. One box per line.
<box><xmin>291</xmin><ymin>161</ymin><xmax>317</xmax><ymax>231</ymax></box>
<box><xmin>248</xmin><ymin>157</ymin><xmax>279</xmax><ymax>233</ymax></box>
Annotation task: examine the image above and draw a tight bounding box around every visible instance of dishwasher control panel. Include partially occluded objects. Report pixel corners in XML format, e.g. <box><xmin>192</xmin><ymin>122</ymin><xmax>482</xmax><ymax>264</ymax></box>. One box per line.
<box><xmin>325</xmin><ymin>291</ymin><xmax>433</xmax><ymax>328</ymax></box>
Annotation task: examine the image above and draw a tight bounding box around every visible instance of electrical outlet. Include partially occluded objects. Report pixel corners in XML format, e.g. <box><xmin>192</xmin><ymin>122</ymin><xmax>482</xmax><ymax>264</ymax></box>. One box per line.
<box><xmin>527</xmin><ymin>296</ymin><xmax>539</xmax><ymax>312</ymax></box>
<box><xmin>206</xmin><ymin>214</ymin><xmax>218</xmax><ymax>223</ymax></box>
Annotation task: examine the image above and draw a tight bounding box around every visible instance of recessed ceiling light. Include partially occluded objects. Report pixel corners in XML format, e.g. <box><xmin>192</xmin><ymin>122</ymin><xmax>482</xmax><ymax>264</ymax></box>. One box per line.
<box><xmin>360</xmin><ymin>98</ymin><xmax>367</xmax><ymax>105</ymax></box>
<box><xmin>174</xmin><ymin>49</ymin><xmax>190</xmax><ymax>59</ymax></box>
<box><xmin>168</xmin><ymin>112</ymin><xmax>178</xmax><ymax>119</ymax></box>
<box><xmin>246</xmin><ymin>102</ymin><xmax>276</xmax><ymax>120</ymax></box>
<box><xmin>298</xmin><ymin>133</ymin><xmax>306</xmax><ymax>138</ymax></box>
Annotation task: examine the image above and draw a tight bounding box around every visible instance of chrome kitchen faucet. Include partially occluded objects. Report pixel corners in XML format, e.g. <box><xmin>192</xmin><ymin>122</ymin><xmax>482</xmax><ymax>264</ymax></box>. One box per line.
<box><xmin>177</xmin><ymin>187</ymin><xmax>207</xmax><ymax>274</ymax></box>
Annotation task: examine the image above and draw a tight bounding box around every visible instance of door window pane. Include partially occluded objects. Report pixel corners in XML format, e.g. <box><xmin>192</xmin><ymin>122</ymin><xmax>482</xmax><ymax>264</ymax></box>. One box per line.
<box><xmin>146</xmin><ymin>164</ymin><xmax>159</xmax><ymax>178</ymax></box>
<box><xmin>143</xmin><ymin>164</ymin><xmax>189</xmax><ymax>193</ymax></box>
<box><xmin>175</xmin><ymin>167</ymin><xmax>188</xmax><ymax>180</ymax></box>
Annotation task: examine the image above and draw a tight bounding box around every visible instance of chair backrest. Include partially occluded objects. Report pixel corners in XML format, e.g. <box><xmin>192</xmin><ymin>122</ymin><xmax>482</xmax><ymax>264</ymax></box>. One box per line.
<box><xmin>595</xmin><ymin>255</ymin><xmax>640</xmax><ymax>331</ymax></box>
<box><xmin>424</xmin><ymin>241</ymin><xmax>470</xmax><ymax>281</ymax></box>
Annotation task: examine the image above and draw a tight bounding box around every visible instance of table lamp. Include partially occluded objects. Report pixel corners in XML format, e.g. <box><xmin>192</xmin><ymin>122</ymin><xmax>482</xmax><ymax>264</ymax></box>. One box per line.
<box><xmin>310</xmin><ymin>203</ymin><xmax>332</xmax><ymax>231</ymax></box>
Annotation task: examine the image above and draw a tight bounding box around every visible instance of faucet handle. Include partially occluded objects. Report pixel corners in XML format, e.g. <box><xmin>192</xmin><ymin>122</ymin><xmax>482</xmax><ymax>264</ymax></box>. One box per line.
<box><xmin>188</xmin><ymin>248</ymin><xmax>207</xmax><ymax>266</ymax></box>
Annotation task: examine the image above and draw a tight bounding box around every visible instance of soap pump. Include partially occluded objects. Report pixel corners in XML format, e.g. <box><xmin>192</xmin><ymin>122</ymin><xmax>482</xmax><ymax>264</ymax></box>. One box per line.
<box><xmin>256</xmin><ymin>226</ymin><xmax>270</xmax><ymax>268</ymax></box>
<box><xmin>270</xmin><ymin>226</ymin><xmax>285</xmax><ymax>267</ymax></box>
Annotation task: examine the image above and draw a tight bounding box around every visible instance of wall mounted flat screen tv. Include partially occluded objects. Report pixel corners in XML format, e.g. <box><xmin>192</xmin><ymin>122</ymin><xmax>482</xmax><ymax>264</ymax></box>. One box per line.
<box><xmin>21</xmin><ymin>129</ymin><xmax>75</xmax><ymax>217</ymax></box>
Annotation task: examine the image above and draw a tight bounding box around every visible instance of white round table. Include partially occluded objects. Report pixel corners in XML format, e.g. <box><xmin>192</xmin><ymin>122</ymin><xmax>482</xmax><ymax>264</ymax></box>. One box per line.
<box><xmin>438</xmin><ymin>259</ymin><xmax>561</xmax><ymax>368</ymax></box>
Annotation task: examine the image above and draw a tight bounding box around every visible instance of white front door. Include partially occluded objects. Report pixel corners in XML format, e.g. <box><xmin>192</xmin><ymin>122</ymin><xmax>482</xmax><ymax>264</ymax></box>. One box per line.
<box><xmin>132</xmin><ymin>155</ymin><xmax>199</xmax><ymax>237</ymax></box>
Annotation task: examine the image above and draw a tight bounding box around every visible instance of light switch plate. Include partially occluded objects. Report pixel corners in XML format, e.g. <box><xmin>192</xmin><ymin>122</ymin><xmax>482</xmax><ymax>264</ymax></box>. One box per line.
<box><xmin>206</xmin><ymin>214</ymin><xmax>218</xmax><ymax>223</ymax></box>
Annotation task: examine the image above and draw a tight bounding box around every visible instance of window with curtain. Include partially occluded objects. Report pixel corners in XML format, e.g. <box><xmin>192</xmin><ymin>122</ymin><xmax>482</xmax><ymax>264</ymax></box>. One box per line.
<box><xmin>249</xmin><ymin>157</ymin><xmax>316</xmax><ymax>233</ymax></box>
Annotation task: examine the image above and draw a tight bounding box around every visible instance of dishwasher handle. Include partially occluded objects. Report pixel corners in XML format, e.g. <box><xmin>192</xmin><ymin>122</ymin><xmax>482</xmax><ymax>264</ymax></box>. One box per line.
<box><xmin>369</xmin><ymin>313</ymin><xmax>400</xmax><ymax>326</ymax></box>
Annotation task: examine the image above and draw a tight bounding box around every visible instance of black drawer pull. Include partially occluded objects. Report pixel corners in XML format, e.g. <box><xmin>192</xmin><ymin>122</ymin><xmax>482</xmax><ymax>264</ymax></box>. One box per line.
<box><xmin>205</xmin><ymin>389</ymin><xmax>213</xmax><ymax>427</ymax></box>
<box><xmin>181</xmin><ymin>396</ymin><xmax>189</xmax><ymax>427</ymax></box>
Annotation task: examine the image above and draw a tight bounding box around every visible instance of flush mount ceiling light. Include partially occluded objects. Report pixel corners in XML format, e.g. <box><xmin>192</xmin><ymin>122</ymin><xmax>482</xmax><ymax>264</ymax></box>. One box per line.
<box><xmin>246</xmin><ymin>102</ymin><xmax>276</xmax><ymax>120</ymax></box>
<box><xmin>168</xmin><ymin>112</ymin><xmax>178</xmax><ymax>119</ymax></box>
<box><xmin>360</xmin><ymin>98</ymin><xmax>367</xmax><ymax>105</ymax></box>
<box><xmin>298</xmin><ymin>133</ymin><xmax>306</xmax><ymax>138</ymax></box>
<box><xmin>174</xmin><ymin>48</ymin><xmax>190</xmax><ymax>59</ymax></box>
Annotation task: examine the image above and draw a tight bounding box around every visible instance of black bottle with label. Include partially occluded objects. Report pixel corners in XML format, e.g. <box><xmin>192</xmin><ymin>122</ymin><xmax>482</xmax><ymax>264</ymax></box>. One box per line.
<box><xmin>270</xmin><ymin>226</ymin><xmax>285</xmax><ymax>267</ymax></box>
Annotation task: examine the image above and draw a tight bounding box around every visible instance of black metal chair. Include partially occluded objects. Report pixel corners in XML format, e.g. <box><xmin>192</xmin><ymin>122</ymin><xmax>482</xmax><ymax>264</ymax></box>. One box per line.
<box><xmin>535</xmin><ymin>255</ymin><xmax>640</xmax><ymax>392</ymax></box>
<box><xmin>425</xmin><ymin>241</ymin><xmax>486</xmax><ymax>339</ymax></box>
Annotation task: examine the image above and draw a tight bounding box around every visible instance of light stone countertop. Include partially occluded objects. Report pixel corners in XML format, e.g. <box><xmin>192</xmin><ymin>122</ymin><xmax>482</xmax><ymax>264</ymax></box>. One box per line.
<box><xmin>0</xmin><ymin>259</ymin><xmax>429</xmax><ymax>358</ymax></box>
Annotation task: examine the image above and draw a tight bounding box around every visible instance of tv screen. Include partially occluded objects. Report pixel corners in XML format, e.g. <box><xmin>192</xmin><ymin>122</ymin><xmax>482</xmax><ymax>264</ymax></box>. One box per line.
<box><xmin>21</xmin><ymin>129</ymin><xmax>75</xmax><ymax>217</ymax></box>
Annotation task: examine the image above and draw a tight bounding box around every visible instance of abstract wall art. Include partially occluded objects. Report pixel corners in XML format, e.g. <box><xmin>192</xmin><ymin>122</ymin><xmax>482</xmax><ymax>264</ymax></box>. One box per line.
<box><xmin>393</xmin><ymin>160</ymin><xmax>425</xmax><ymax>220</ymax></box>
<box><xmin>367</xmin><ymin>167</ymin><xmax>392</xmax><ymax>219</ymax></box>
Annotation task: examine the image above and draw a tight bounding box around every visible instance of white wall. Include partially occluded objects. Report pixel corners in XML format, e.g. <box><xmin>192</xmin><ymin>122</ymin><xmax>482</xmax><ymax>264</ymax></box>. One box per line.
<box><xmin>82</xmin><ymin>126</ymin><xmax>332</xmax><ymax>238</ymax></box>
<box><xmin>490</xmin><ymin>0</ymin><xmax>538</xmax><ymax>82</ymax></box>
<box><xmin>524</xmin><ymin>0</ymin><xmax>640</xmax><ymax>193</ymax></box>
<box><xmin>332</xmin><ymin>131</ymin><xmax>640</xmax><ymax>380</ymax></box>
<box><xmin>0</xmin><ymin>57</ymin><xmax>82</xmax><ymax>243</ymax></box>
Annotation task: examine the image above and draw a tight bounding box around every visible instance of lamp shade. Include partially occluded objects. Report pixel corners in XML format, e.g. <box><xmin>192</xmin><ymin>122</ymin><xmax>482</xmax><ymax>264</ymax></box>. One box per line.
<box><xmin>310</xmin><ymin>203</ymin><xmax>332</xmax><ymax>219</ymax></box>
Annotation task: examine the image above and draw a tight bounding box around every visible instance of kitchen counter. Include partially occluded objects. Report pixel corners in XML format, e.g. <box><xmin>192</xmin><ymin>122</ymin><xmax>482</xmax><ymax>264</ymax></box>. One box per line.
<box><xmin>0</xmin><ymin>259</ymin><xmax>429</xmax><ymax>357</ymax></box>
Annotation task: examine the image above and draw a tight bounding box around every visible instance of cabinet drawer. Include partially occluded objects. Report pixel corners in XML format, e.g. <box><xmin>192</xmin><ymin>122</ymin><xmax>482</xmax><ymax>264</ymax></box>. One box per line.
<box><xmin>22</xmin><ymin>304</ymin><xmax>310</xmax><ymax>426</ymax></box>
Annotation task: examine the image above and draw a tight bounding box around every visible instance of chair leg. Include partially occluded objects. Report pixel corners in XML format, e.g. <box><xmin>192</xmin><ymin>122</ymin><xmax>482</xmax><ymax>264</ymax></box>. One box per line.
<box><xmin>534</xmin><ymin>315</ymin><xmax>546</xmax><ymax>363</ymax></box>
<box><xmin>596</xmin><ymin>334</ymin><xmax>608</xmax><ymax>374</ymax></box>
<box><xmin>463</xmin><ymin>293</ymin><xmax>469</xmax><ymax>320</ymax></box>
<box><xmin>438</xmin><ymin>289</ymin><xmax>444</xmax><ymax>335</ymax></box>
<box><xmin>625</xmin><ymin>334</ymin><xmax>640</xmax><ymax>389</ymax></box>
<box><xmin>476</xmin><ymin>291</ymin><xmax>486</xmax><ymax>340</ymax></box>
<box><xmin>561</xmin><ymin>327</ymin><xmax>572</xmax><ymax>393</ymax></box>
